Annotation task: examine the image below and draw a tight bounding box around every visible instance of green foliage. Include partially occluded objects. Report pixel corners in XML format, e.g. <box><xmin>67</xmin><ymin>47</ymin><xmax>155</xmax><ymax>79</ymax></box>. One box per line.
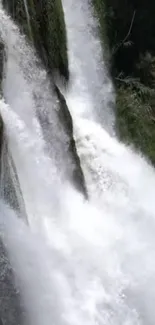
<box><xmin>91</xmin><ymin>0</ymin><xmax>155</xmax><ymax>165</ymax></box>
<box><xmin>117</xmin><ymin>85</ymin><xmax>155</xmax><ymax>164</ymax></box>
<box><xmin>3</xmin><ymin>0</ymin><xmax>69</xmax><ymax>80</ymax></box>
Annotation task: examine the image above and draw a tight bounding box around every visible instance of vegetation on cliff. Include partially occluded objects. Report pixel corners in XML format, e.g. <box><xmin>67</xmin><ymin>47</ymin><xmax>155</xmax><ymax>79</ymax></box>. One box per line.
<box><xmin>92</xmin><ymin>0</ymin><xmax>155</xmax><ymax>164</ymax></box>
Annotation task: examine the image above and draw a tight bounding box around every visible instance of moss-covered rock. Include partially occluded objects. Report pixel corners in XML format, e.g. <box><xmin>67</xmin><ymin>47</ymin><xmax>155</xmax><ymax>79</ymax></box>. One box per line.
<box><xmin>2</xmin><ymin>0</ymin><xmax>69</xmax><ymax>80</ymax></box>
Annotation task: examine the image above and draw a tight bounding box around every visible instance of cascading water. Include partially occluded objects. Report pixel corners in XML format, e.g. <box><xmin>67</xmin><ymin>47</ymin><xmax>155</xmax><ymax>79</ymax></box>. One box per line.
<box><xmin>0</xmin><ymin>135</ymin><xmax>27</xmax><ymax>217</ymax></box>
<box><xmin>0</xmin><ymin>1</ymin><xmax>155</xmax><ymax>325</ymax></box>
<box><xmin>23</xmin><ymin>0</ymin><xmax>32</xmax><ymax>39</ymax></box>
<box><xmin>62</xmin><ymin>0</ymin><xmax>115</xmax><ymax>135</ymax></box>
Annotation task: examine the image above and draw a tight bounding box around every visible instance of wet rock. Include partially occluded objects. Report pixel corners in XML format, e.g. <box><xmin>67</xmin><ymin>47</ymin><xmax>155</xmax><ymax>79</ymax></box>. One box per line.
<box><xmin>54</xmin><ymin>85</ymin><xmax>88</xmax><ymax>198</ymax></box>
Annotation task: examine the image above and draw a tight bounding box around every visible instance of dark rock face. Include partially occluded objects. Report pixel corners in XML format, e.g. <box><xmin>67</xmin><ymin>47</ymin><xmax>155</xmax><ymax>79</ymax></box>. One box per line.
<box><xmin>0</xmin><ymin>40</ymin><xmax>5</xmax><ymax>95</ymax></box>
<box><xmin>54</xmin><ymin>85</ymin><xmax>88</xmax><ymax>198</ymax></box>
<box><xmin>0</xmin><ymin>44</ymin><xmax>3</xmax><ymax>85</ymax></box>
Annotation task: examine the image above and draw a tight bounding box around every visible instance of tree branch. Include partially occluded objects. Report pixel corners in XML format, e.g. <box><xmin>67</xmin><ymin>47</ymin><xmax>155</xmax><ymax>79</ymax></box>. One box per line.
<box><xmin>112</xmin><ymin>10</ymin><xmax>136</xmax><ymax>55</ymax></box>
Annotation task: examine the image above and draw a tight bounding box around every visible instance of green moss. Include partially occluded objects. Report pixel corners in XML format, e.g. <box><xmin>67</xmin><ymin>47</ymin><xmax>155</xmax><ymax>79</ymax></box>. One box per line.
<box><xmin>3</xmin><ymin>0</ymin><xmax>69</xmax><ymax>80</ymax></box>
<box><xmin>116</xmin><ymin>85</ymin><xmax>155</xmax><ymax>164</ymax></box>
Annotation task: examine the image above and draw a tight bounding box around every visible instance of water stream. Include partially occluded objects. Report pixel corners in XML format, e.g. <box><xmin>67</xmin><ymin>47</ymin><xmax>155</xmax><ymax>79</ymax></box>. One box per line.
<box><xmin>0</xmin><ymin>2</ymin><xmax>155</xmax><ymax>325</ymax></box>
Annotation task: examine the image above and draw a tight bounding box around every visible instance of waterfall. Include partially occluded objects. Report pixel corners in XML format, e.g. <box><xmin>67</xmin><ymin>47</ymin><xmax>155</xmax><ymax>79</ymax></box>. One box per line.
<box><xmin>0</xmin><ymin>2</ymin><xmax>155</xmax><ymax>325</ymax></box>
<box><xmin>62</xmin><ymin>0</ymin><xmax>115</xmax><ymax>135</ymax></box>
<box><xmin>23</xmin><ymin>0</ymin><xmax>33</xmax><ymax>39</ymax></box>
<box><xmin>0</xmin><ymin>135</ymin><xmax>27</xmax><ymax>218</ymax></box>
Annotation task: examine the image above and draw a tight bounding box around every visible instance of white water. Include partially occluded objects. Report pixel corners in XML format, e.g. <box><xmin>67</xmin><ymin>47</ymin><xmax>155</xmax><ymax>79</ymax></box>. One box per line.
<box><xmin>0</xmin><ymin>3</ymin><xmax>79</xmax><ymax>187</ymax></box>
<box><xmin>0</xmin><ymin>2</ymin><xmax>155</xmax><ymax>325</ymax></box>
<box><xmin>23</xmin><ymin>0</ymin><xmax>32</xmax><ymax>38</ymax></box>
<box><xmin>62</xmin><ymin>0</ymin><xmax>115</xmax><ymax>135</ymax></box>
